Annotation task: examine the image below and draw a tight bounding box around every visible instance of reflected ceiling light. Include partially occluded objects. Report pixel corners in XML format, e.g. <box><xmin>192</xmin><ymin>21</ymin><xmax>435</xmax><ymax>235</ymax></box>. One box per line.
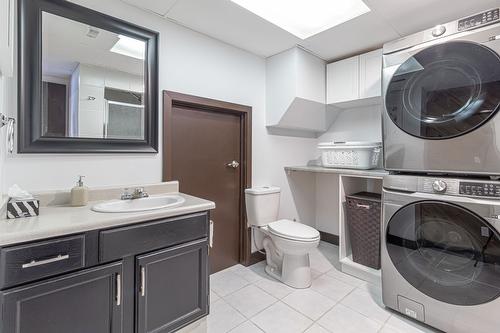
<box><xmin>231</xmin><ymin>0</ymin><xmax>371</xmax><ymax>39</ymax></box>
<box><xmin>86</xmin><ymin>26</ymin><xmax>100</xmax><ymax>38</ymax></box>
<box><xmin>110</xmin><ymin>35</ymin><xmax>145</xmax><ymax>60</ymax></box>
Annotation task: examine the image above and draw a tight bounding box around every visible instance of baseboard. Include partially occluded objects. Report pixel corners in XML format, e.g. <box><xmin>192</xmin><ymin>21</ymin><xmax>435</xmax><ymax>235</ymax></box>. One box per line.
<box><xmin>319</xmin><ymin>231</ymin><xmax>339</xmax><ymax>246</ymax></box>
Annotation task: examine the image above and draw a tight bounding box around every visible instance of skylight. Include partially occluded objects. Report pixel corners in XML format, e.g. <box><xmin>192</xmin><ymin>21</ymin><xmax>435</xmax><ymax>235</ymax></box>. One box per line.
<box><xmin>231</xmin><ymin>0</ymin><xmax>371</xmax><ymax>39</ymax></box>
<box><xmin>110</xmin><ymin>35</ymin><xmax>146</xmax><ymax>60</ymax></box>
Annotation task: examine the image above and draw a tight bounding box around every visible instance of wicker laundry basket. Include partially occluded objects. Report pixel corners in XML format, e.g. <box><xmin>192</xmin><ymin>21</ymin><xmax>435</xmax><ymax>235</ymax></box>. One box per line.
<box><xmin>346</xmin><ymin>192</ymin><xmax>382</xmax><ymax>270</ymax></box>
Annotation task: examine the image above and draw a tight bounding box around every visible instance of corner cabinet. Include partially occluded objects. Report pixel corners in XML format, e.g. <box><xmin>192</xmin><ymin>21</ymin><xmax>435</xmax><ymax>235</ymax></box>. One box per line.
<box><xmin>266</xmin><ymin>47</ymin><xmax>330</xmax><ymax>136</ymax></box>
<box><xmin>327</xmin><ymin>49</ymin><xmax>382</xmax><ymax>108</ymax></box>
<box><xmin>0</xmin><ymin>0</ymin><xmax>14</xmax><ymax>77</ymax></box>
<box><xmin>0</xmin><ymin>212</ymin><xmax>210</xmax><ymax>333</ymax></box>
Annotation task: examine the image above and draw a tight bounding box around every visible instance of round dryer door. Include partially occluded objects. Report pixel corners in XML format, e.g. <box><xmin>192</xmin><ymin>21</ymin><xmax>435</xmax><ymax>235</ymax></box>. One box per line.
<box><xmin>385</xmin><ymin>41</ymin><xmax>500</xmax><ymax>139</ymax></box>
<box><xmin>386</xmin><ymin>200</ymin><xmax>500</xmax><ymax>305</ymax></box>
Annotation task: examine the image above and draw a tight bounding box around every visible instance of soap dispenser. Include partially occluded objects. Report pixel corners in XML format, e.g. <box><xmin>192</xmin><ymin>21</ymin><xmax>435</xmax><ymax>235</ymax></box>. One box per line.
<box><xmin>71</xmin><ymin>176</ymin><xmax>89</xmax><ymax>206</ymax></box>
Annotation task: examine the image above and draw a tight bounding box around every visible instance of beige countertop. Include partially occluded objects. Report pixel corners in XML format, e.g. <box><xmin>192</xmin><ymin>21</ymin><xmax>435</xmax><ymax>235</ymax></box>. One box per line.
<box><xmin>0</xmin><ymin>183</ymin><xmax>215</xmax><ymax>247</ymax></box>
<box><xmin>285</xmin><ymin>165</ymin><xmax>389</xmax><ymax>178</ymax></box>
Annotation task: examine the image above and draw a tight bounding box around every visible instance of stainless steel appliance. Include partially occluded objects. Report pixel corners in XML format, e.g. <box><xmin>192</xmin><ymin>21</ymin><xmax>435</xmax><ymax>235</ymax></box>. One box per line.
<box><xmin>382</xmin><ymin>174</ymin><xmax>500</xmax><ymax>333</ymax></box>
<box><xmin>382</xmin><ymin>8</ymin><xmax>500</xmax><ymax>175</ymax></box>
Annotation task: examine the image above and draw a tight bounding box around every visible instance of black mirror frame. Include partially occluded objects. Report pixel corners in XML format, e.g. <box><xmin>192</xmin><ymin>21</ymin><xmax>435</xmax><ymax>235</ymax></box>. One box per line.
<box><xmin>18</xmin><ymin>0</ymin><xmax>159</xmax><ymax>153</ymax></box>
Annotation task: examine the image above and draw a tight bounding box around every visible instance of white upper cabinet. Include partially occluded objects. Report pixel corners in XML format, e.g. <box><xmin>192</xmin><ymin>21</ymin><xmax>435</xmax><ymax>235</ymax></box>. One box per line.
<box><xmin>359</xmin><ymin>49</ymin><xmax>383</xmax><ymax>99</ymax></box>
<box><xmin>0</xmin><ymin>0</ymin><xmax>15</xmax><ymax>77</ymax></box>
<box><xmin>327</xmin><ymin>49</ymin><xmax>382</xmax><ymax>107</ymax></box>
<box><xmin>327</xmin><ymin>56</ymin><xmax>359</xmax><ymax>104</ymax></box>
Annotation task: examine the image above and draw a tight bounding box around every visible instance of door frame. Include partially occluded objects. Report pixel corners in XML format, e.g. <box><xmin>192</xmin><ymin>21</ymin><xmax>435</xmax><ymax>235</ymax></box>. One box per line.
<box><xmin>163</xmin><ymin>91</ymin><xmax>260</xmax><ymax>266</ymax></box>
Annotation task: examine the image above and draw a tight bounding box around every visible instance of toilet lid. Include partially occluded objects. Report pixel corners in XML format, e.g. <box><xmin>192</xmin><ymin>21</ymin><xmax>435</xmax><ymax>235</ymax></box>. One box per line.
<box><xmin>268</xmin><ymin>219</ymin><xmax>320</xmax><ymax>241</ymax></box>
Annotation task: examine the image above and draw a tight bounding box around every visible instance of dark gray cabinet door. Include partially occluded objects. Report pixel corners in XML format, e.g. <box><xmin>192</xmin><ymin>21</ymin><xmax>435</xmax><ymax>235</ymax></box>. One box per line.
<box><xmin>136</xmin><ymin>239</ymin><xmax>208</xmax><ymax>333</ymax></box>
<box><xmin>0</xmin><ymin>262</ymin><xmax>123</xmax><ymax>333</ymax></box>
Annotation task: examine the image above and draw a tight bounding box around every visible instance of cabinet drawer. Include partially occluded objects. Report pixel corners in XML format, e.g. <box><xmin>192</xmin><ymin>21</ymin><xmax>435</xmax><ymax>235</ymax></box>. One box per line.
<box><xmin>0</xmin><ymin>235</ymin><xmax>85</xmax><ymax>289</ymax></box>
<box><xmin>99</xmin><ymin>212</ymin><xmax>208</xmax><ymax>262</ymax></box>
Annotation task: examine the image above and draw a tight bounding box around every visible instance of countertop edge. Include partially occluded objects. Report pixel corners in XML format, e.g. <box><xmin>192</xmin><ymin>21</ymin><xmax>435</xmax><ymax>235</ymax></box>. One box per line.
<box><xmin>0</xmin><ymin>193</ymin><xmax>215</xmax><ymax>247</ymax></box>
<box><xmin>285</xmin><ymin>166</ymin><xmax>388</xmax><ymax>177</ymax></box>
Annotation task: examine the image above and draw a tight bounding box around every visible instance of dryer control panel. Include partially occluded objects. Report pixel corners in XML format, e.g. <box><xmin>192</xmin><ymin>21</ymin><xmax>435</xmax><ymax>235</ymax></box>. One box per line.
<box><xmin>459</xmin><ymin>181</ymin><xmax>500</xmax><ymax>197</ymax></box>
<box><xmin>458</xmin><ymin>8</ymin><xmax>499</xmax><ymax>31</ymax></box>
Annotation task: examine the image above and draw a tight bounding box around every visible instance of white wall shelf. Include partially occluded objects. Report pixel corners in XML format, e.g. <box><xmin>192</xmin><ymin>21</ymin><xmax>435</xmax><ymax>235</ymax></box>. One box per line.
<box><xmin>285</xmin><ymin>165</ymin><xmax>387</xmax><ymax>178</ymax></box>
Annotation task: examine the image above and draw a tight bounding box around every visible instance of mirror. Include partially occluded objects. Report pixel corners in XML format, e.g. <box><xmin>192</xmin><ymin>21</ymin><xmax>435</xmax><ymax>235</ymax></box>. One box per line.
<box><xmin>42</xmin><ymin>12</ymin><xmax>146</xmax><ymax>140</ymax></box>
<box><xmin>19</xmin><ymin>0</ymin><xmax>158</xmax><ymax>153</ymax></box>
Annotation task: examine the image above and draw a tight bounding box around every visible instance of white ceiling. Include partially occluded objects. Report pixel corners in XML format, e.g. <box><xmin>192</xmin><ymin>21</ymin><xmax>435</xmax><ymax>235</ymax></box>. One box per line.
<box><xmin>121</xmin><ymin>0</ymin><xmax>499</xmax><ymax>60</ymax></box>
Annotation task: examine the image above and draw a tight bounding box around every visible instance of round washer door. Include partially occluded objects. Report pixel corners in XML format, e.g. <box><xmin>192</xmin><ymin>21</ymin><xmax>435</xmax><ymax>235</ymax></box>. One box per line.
<box><xmin>386</xmin><ymin>200</ymin><xmax>500</xmax><ymax>305</ymax></box>
<box><xmin>385</xmin><ymin>41</ymin><xmax>500</xmax><ymax>139</ymax></box>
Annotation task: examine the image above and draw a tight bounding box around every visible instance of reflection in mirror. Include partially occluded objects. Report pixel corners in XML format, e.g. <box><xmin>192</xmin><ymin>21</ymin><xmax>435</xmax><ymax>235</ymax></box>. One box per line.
<box><xmin>41</xmin><ymin>12</ymin><xmax>146</xmax><ymax>140</ymax></box>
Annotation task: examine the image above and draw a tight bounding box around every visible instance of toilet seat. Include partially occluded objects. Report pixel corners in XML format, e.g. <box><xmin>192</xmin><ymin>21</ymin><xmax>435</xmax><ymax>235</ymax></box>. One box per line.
<box><xmin>268</xmin><ymin>219</ymin><xmax>320</xmax><ymax>242</ymax></box>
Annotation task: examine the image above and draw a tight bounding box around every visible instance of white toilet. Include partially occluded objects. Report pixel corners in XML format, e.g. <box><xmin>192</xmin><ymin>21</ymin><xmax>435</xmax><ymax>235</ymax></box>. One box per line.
<box><xmin>245</xmin><ymin>186</ymin><xmax>320</xmax><ymax>288</ymax></box>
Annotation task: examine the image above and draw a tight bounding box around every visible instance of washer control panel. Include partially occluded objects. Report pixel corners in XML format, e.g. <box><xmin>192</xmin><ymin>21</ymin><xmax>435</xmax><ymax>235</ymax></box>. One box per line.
<box><xmin>458</xmin><ymin>8</ymin><xmax>499</xmax><ymax>31</ymax></box>
<box><xmin>460</xmin><ymin>182</ymin><xmax>500</xmax><ymax>197</ymax></box>
<box><xmin>419</xmin><ymin>178</ymin><xmax>500</xmax><ymax>199</ymax></box>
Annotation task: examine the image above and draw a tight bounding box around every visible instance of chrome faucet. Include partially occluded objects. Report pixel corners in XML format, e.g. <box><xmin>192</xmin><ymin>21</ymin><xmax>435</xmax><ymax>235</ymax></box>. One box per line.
<box><xmin>121</xmin><ymin>187</ymin><xmax>149</xmax><ymax>200</ymax></box>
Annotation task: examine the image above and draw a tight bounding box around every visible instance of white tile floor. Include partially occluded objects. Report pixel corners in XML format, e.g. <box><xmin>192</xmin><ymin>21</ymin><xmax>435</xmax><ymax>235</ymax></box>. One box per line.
<box><xmin>179</xmin><ymin>242</ymin><xmax>440</xmax><ymax>333</ymax></box>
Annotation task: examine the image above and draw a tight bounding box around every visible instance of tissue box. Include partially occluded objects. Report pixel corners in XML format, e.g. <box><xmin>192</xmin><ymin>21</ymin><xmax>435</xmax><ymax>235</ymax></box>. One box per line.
<box><xmin>6</xmin><ymin>199</ymin><xmax>40</xmax><ymax>219</ymax></box>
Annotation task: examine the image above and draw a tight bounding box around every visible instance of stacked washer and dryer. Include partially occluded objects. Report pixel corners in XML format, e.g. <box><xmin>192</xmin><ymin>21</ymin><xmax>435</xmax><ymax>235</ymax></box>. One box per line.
<box><xmin>381</xmin><ymin>8</ymin><xmax>500</xmax><ymax>333</ymax></box>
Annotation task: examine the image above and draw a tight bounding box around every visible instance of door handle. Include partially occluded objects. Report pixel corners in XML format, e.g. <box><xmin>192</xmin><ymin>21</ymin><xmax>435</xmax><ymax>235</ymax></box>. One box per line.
<box><xmin>226</xmin><ymin>160</ymin><xmax>240</xmax><ymax>168</ymax></box>
<box><xmin>116</xmin><ymin>273</ymin><xmax>122</xmax><ymax>306</ymax></box>
<box><xmin>140</xmin><ymin>266</ymin><xmax>146</xmax><ymax>297</ymax></box>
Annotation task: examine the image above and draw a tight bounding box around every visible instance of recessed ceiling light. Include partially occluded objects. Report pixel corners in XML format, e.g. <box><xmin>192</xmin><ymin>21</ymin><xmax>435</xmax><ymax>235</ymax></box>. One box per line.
<box><xmin>231</xmin><ymin>0</ymin><xmax>371</xmax><ymax>39</ymax></box>
<box><xmin>110</xmin><ymin>35</ymin><xmax>146</xmax><ymax>60</ymax></box>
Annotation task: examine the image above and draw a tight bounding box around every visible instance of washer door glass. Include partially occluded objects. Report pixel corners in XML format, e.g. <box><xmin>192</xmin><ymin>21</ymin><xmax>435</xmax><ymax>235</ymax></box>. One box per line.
<box><xmin>385</xmin><ymin>41</ymin><xmax>500</xmax><ymax>139</ymax></box>
<box><xmin>386</xmin><ymin>201</ymin><xmax>500</xmax><ymax>305</ymax></box>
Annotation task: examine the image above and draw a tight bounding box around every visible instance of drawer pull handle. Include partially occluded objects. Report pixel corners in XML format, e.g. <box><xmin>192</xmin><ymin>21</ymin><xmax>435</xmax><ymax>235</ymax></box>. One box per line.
<box><xmin>22</xmin><ymin>254</ymin><xmax>70</xmax><ymax>268</ymax></box>
<box><xmin>116</xmin><ymin>274</ymin><xmax>122</xmax><ymax>306</ymax></box>
<box><xmin>356</xmin><ymin>204</ymin><xmax>371</xmax><ymax>209</ymax></box>
<box><xmin>140</xmin><ymin>266</ymin><xmax>146</xmax><ymax>297</ymax></box>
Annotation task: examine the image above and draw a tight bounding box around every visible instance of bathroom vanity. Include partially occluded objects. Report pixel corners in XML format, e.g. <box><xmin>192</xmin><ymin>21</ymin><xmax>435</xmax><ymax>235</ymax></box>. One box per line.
<box><xmin>0</xmin><ymin>184</ymin><xmax>214</xmax><ymax>333</ymax></box>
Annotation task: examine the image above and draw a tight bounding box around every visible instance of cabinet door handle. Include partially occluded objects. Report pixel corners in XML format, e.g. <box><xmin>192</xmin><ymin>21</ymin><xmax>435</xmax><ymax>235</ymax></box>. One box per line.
<box><xmin>116</xmin><ymin>274</ymin><xmax>122</xmax><ymax>306</ymax></box>
<box><xmin>22</xmin><ymin>254</ymin><xmax>70</xmax><ymax>269</ymax></box>
<box><xmin>140</xmin><ymin>266</ymin><xmax>146</xmax><ymax>297</ymax></box>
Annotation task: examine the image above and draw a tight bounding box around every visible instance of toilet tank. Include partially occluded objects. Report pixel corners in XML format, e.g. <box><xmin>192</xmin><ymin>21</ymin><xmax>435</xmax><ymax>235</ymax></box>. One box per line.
<box><xmin>245</xmin><ymin>186</ymin><xmax>281</xmax><ymax>227</ymax></box>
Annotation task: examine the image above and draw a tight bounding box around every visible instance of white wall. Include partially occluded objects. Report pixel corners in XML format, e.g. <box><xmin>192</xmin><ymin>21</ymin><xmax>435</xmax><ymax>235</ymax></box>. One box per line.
<box><xmin>1</xmin><ymin>0</ymin><xmax>317</xmax><ymax>222</ymax></box>
<box><xmin>318</xmin><ymin>105</ymin><xmax>382</xmax><ymax>144</ymax></box>
<box><xmin>284</xmin><ymin>104</ymin><xmax>383</xmax><ymax>237</ymax></box>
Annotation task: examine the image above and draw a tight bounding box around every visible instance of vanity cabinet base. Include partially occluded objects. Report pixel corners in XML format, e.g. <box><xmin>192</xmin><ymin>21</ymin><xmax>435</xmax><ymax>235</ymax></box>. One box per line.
<box><xmin>0</xmin><ymin>211</ymin><xmax>210</xmax><ymax>333</ymax></box>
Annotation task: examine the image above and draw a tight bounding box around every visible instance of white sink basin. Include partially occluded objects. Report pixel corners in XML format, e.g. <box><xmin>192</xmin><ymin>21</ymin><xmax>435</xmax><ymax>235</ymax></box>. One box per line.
<box><xmin>92</xmin><ymin>195</ymin><xmax>186</xmax><ymax>213</ymax></box>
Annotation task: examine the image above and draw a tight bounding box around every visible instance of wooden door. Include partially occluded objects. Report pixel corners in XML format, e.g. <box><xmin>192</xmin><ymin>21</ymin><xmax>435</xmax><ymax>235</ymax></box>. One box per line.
<box><xmin>0</xmin><ymin>262</ymin><xmax>123</xmax><ymax>333</ymax></box>
<box><xmin>136</xmin><ymin>239</ymin><xmax>208</xmax><ymax>333</ymax></box>
<box><xmin>167</xmin><ymin>104</ymin><xmax>242</xmax><ymax>273</ymax></box>
<box><xmin>164</xmin><ymin>92</ymin><xmax>252</xmax><ymax>273</ymax></box>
